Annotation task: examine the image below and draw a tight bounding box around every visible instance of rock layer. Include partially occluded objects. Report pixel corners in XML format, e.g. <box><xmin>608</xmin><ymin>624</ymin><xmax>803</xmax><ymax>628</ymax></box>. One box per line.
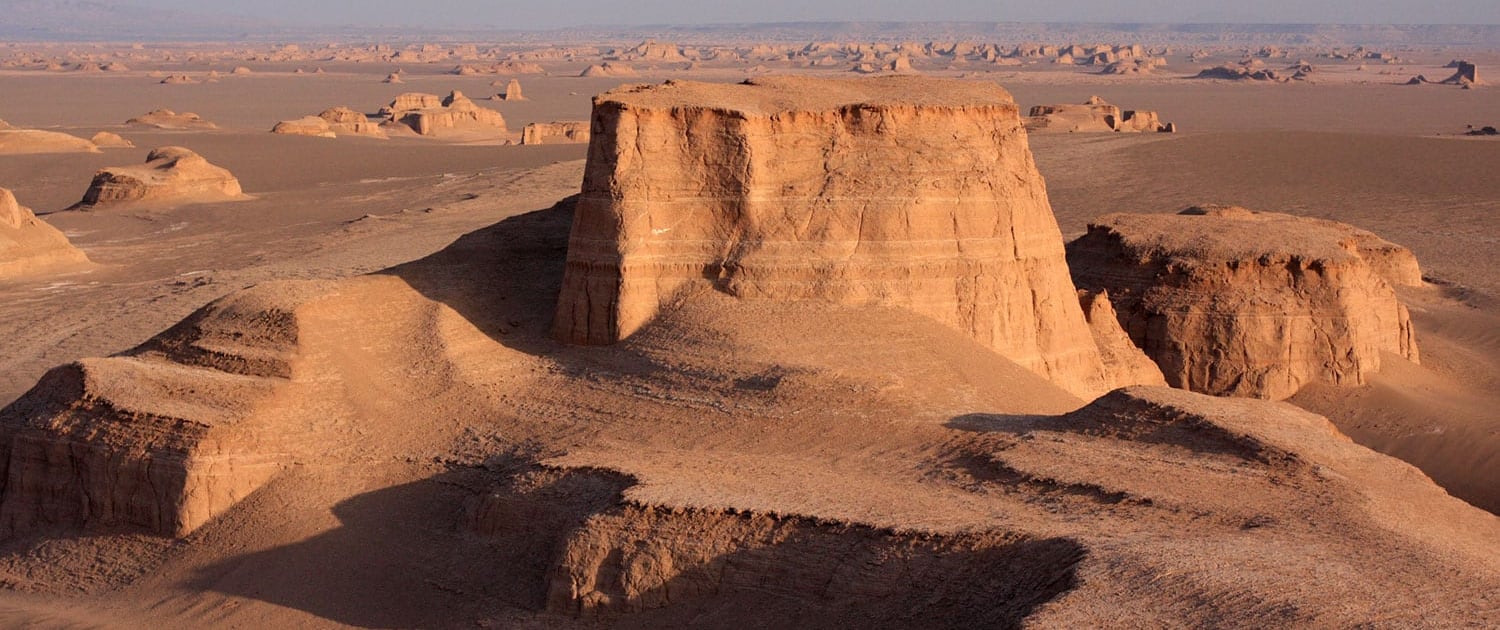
<box><xmin>75</xmin><ymin>146</ymin><xmax>244</xmax><ymax>209</ymax></box>
<box><xmin>0</xmin><ymin>188</ymin><xmax>91</xmax><ymax>278</ymax></box>
<box><xmin>553</xmin><ymin>76</ymin><xmax>1159</xmax><ymax>397</ymax></box>
<box><xmin>521</xmin><ymin>121</ymin><xmax>590</xmax><ymax>145</ymax></box>
<box><xmin>1067</xmin><ymin>206</ymin><xmax>1420</xmax><ymax>400</ymax></box>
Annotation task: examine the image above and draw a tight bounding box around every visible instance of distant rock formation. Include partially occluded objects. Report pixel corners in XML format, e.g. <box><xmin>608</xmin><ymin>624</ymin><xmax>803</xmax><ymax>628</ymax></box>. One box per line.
<box><xmin>1066</xmin><ymin>205</ymin><xmax>1421</xmax><ymax>400</ymax></box>
<box><xmin>382</xmin><ymin>72</ymin><xmax>403</xmax><ymax>84</ymax></box>
<box><xmin>0</xmin><ymin>187</ymin><xmax>90</xmax><ymax>278</ymax></box>
<box><xmin>73</xmin><ymin>146</ymin><xmax>245</xmax><ymax>209</ymax></box>
<box><xmin>1412</xmin><ymin>61</ymin><xmax>1482</xmax><ymax>87</ymax></box>
<box><xmin>580</xmin><ymin>62</ymin><xmax>638</xmax><ymax>78</ymax></box>
<box><xmin>553</xmin><ymin>77</ymin><xmax>1162</xmax><ymax>398</ymax></box>
<box><xmin>159</xmin><ymin>74</ymin><xmax>196</xmax><ymax>85</ymax></box>
<box><xmin>125</xmin><ymin>109</ymin><xmax>218</xmax><ymax>130</ymax></box>
<box><xmin>381</xmin><ymin>91</ymin><xmax>508</xmax><ymax>137</ymax></box>
<box><xmin>89</xmin><ymin>131</ymin><xmax>134</xmax><ymax>148</ymax></box>
<box><xmin>1025</xmin><ymin>96</ymin><xmax>1173</xmax><ymax>133</ymax></box>
<box><xmin>230</xmin><ymin>66</ymin><xmax>252</xmax><ymax>75</ymax></box>
<box><xmin>0</xmin><ymin>127</ymin><xmax>101</xmax><ymax>154</ymax></box>
<box><xmin>498</xmin><ymin>78</ymin><xmax>526</xmax><ymax>101</ymax></box>
<box><xmin>521</xmin><ymin>121</ymin><xmax>590</xmax><ymax>145</ymax></box>
<box><xmin>272</xmin><ymin>107</ymin><xmax>387</xmax><ymax>139</ymax></box>
<box><xmin>1193</xmin><ymin>64</ymin><xmax>1285</xmax><ymax>82</ymax></box>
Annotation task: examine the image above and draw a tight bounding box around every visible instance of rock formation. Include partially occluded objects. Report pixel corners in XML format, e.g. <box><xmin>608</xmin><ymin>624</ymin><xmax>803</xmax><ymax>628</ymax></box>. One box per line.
<box><xmin>74</xmin><ymin>146</ymin><xmax>245</xmax><ymax>209</ymax></box>
<box><xmin>1025</xmin><ymin>96</ymin><xmax>1173</xmax><ymax>133</ymax></box>
<box><xmin>499</xmin><ymin>78</ymin><xmax>526</xmax><ymax>101</ymax></box>
<box><xmin>1066</xmin><ymin>205</ymin><xmax>1421</xmax><ymax>400</ymax></box>
<box><xmin>521</xmin><ymin>121</ymin><xmax>590</xmax><ymax>145</ymax></box>
<box><xmin>0</xmin><ymin>128</ymin><xmax>101</xmax><ymax>154</ymax></box>
<box><xmin>381</xmin><ymin>91</ymin><xmax>507</xmax><ymax>137</ymax></box>
<box><xmin>125</xmin><ymin>109</ymin><xmax>218</xmax><ymax>130</ymax></box>
<box><xmin>159</xmin><ymin>74</ymin><xmax>196</xmax><ymax>85</ymax></box>
<box><xmin>553</xmin><ymin>76</ymin><xmax>1161</xmax><ymax>397</ymax></box>
<box><xmin>0</xmin><ymin>188</ymin><xmax>90</xmax><ymax>278</ymax></box>
<box><xmin>580</xmin><ymin>62</ymin><xmax>638</xmax><ymax>78</ymax></box>
<box><xmin>1193</xmin><ymin>64</ymin><xmax>1285</xmax><ymax>81</ymax></box>
<box><xmin>382</xmin><ymin>72</ymin><xmax>403</xmax><ymax>84</ymax></box>
<box><xmin>89</xmin><ymin>131</ymin><xmax>134</xmax><ymax>148</ymax></box>
<box><xmin>272</xmin><ymin>107</ymin><xmax>386</xmax><ymax>139</ymax></box>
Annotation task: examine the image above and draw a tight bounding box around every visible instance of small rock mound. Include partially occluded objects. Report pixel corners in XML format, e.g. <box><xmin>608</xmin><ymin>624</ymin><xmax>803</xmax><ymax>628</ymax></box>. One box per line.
<box><xmin>580</xmin><ymin>62</ymin><xmax>638</xmax><ymax>78</ymax></box>
<box><xmin>1193</xmin><ymin>64</ymin><xmax>1285</xmax><ymax>82</ymax></box>
<box><xmin>89</xmin><ymin>131</ymin><xmax>134</xmax><ymax>148</ymax></box>
<box><xmin>74</xmin><ymin>146</ymin><xmax>245</xmax><ymax>209</ymax></box>
<box><xmin>272</xmin><ymin>107</ymin><xmax>387</xmax><ymax>139</ymax></box>
<box><xmin>1066</xmin><ymin>206</ymin><xmax>1421</xmax><ymax>400</ymax></box>
<box><xmin>0</xmin><ymin>188</ymin><xmax>91</xmax><ymax>278</ymax></box>
<box><xmin>382</xmin><ymin>72</ymin><xmax>403</xmax><ymax>84</ymax></box>
<box><xmin>125</xmin><ymin>109</ymin><xmax>218</xmax><ymax>130</ymax></box>
<box><xmin>0</xmin><ymin>127</ymin><xmax>101</xmax><ymax>154</ymax></box>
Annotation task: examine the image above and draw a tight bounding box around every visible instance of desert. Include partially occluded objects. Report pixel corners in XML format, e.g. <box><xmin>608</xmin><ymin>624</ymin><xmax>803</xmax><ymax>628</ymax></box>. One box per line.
<box><xmin>0</xmin><ymin>4</ymin><xmax>1497</xmax><ymax>628</ymax></box>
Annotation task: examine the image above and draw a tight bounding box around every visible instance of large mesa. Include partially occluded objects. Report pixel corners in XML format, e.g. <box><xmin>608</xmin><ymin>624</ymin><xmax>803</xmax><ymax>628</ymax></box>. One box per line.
<box><xmin>73</xmin><ymin>146</ymin><xmax>245</xmax><ymax>209</ymax></box>
<box><xmin>1066</xmin><ymin>205</ymin><xmax>1421</xmax><ymax>400</ymax></box>
<box><xmin>552</xmin><ymin>76</ymin><xmax>1162</xmax><ymax>397</ymax></box>
<box><xmin>0</xmin><ymin>187</ymin><xmax>91</xmax><ymax>278</ymax></box>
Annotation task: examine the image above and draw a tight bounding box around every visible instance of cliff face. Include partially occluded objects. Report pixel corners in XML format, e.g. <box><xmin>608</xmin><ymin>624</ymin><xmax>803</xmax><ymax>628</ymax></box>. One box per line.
<box><xmin>521</xmin><ymin>121</ymin><xmax>590</xmax><ymax>145</ymax></box>
<box><xmin>1067</xmin><ymin>206</ymin><xmax>1420</xmax><ymax>400</ymax></box>
<box><xmin>75</xmin><ymin>146</ymin><xmax>244</xmax><ymax>209</ymax></box>
<box><xmin>0</xmin><ymin>188</ymin><xmax>91</xmax><ymax>278</ymax></box>
<box><xmin>553</xmin><ymin>76</ymin><xmax>1159</xmax><ymax>397</ymax></box>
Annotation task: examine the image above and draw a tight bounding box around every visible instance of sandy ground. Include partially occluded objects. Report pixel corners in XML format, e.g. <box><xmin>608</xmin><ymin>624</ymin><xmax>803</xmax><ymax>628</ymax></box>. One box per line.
<box><xmin>0</xmin><ymin>45</ymin><xmax>1497</xmax><ymax>626</ymax></box>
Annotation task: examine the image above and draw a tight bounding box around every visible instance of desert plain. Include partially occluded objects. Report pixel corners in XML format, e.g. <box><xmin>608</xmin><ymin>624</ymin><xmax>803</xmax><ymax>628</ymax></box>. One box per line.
<box><xmin>0</xmin><ymin>19</ymin><xmax>1496</xmax><ymax>629</ymax></box>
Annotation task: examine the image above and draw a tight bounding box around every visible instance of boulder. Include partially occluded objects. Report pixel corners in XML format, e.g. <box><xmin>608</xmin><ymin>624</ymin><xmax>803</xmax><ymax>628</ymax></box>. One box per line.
<box><xmin>553</xmin><ymin>77</ymin><xmax>1162</xmax><ymax>397</ymax></box>
<box><xmin>521</xmin><ymin>121</ymin><xmax>590</xmax><ymax>145</ymax></box>
<box><xmin>0</xmin><ymin>188</ymin><xmax>91</xmax><ymax>278</ymax></box>
<box><xmin>74</xmin><ymin>146</ymin><xmax>245</xmax><ymax>209</ymax></box>
<box><xmin>1066</xmin><ymin>205</ymin><xmax>1421</xmax><ymax>400</ymax></box>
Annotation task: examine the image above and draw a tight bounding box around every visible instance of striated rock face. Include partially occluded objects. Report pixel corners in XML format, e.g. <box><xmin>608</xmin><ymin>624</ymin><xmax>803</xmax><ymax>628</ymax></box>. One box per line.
<box><xmin>1025</xmin><ymin>96</ymin><xmax>1172</xmax><ymax>133</ymax></box>
<box><xmin>75</xmin><ymin>146</ymin><xmax>244</xmax><ymax>209</ymax></box>
<box><xmin>553</xmin><ymin>76</ymin><xmax>1160</xmax><ymax>397</ymax></box>
<box><xmin>125</xmin><ymin>109</ymin><xmax>218</xmax><ymax>130</ymax></box>
<box><xmin>1067</xmin><ymin>205</ymin><xmax>1420</xmax><ymax>400</ymax></box>
<box><xmin>521</xmin><ymin>121</ymin><xmax>590</xmax><ymax>145</ymax></box>
<box><xmin>0</xmin><ymin>188</ymin><xmax>91</xmax><ymax>278</ymax></box>
<box><xmin>383</xmin><ymin>91</ymin><xmax>507</xmax><ymax>137</ymax></box>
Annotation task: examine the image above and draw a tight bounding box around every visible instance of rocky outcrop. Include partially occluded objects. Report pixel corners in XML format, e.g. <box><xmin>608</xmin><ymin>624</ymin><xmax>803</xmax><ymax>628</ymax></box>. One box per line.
<box><xmin>498</xmin><ymin>78</ymin><xmax>526</xmax><ymax>101</ymax></box>
<box><xmin>74</xmin><ymin>146</ymin><xmax>245</xmax><ymax>209</ymax></box>
<box><xmin>272</xmin><ymin>107</ymin><xmax>386</xmax><ymax>139</ymax></box>
<box><xmin>521</xmin><ymin>121</ymin><xmax>590</xmax><ymax>145</ymax></box>
<box><xmin>1066</xmin><ymin>205</ymin><xmax>1421</xmax><ymax>400</ymax></box>
<box><xmin>89</xmin><ymin>131</ymin><xmax>134</xmax><ymax>148</ymax></box>
<box><xmin>125</xmin><ymin>109</ymin><xmax>218</xmax><ymax>130</ymax></box>
<box><xmin>580</xmin><ymin>63</ymin><xmax>638</xmax><ymax>78</ymax></box>
<box><xmin>0</xmin><ymin>128</ymin><xmax>100</xmax><ymax>154</ymax></box>
<box><xmin>1025</xmin><ymin>96</ymin><xmax>1173</xmax><ymax>133</ymax></box>
<box><xmin>1193</xmin><ymin>64</ymin><xmax>1285</xmax><ymax>81</ymax></box>
<box><xmin>553</xmin><ymin>76</ymin><xmax>1161</xmax><ymax>398</ymax></box>
<box><xmin>0</xmin><ymin>188</ymin><xmax>90</xmax><ymax>278</ymax></box>
<box><xmin>382</xmin><ymin>91</ymin><xmax>507</xmax><ymax>137</ymax></box>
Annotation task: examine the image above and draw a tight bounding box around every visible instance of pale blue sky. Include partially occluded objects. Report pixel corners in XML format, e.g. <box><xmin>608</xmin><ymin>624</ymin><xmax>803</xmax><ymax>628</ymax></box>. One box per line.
<box><xmin>114</xmin><ymin>0</ymin><xmax>1500</xmax><ymax>28</ymax></box>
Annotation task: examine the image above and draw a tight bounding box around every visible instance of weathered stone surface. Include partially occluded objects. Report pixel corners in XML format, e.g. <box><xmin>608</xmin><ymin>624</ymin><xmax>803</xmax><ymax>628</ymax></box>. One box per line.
<box><xmin>521</xmin><ymin>121</ymin><xmax>590</xmax><ymax>145</ymax></box>
<box><xmin>1025</xmin><ymin>96</ymin><xmax>1171</xmax><ymax>133</ymax></box>
<box><xmin>1067</xmin><ymin>205</ymin><xmax>1421</xmax><ymax>400</ymax></box>
<box><xmin>0</xmin><ymin>188</ymin><xmax>90</xmax><ymax>278</ymax></box>
<box><xmin>272</xmin><ymin>107</ymin><xmax>386</xmax><ymax>139</ymax></box>
<box><xmin>75</xmin><ymin>146</ymin><xmax>244</xmax><ymax>209</ymax></box>
<box><xmin>553</xmin><ymin>76</ymin><xmax>1159</xmax><ymax>397</ymax></box>
<box><xmin>270</xmin><ymin>116</ymin><xmax>336</xmax><ymax>138</ymax></box>
<box><xmin>383</xmin><ymin>91</ymin><xmax>507</xmax><ymax>137</ymax></box>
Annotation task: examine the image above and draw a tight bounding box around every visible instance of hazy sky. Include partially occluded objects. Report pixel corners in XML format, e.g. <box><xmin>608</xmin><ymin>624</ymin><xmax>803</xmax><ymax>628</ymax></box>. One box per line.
<box><xmin>115</xmin><ymin>0</ymin><xmax>1500</xmax><ymax>29</ymax></box>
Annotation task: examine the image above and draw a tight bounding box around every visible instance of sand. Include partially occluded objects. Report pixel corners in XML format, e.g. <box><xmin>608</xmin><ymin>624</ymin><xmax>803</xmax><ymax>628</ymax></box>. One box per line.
<box><xmin>0</xmin><ymin>33</ymin><xmax>1496</xmax><ymax>627</ymax></box>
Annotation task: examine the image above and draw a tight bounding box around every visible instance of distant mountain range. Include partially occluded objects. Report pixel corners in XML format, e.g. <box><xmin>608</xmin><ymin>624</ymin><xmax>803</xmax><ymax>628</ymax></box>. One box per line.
<box><xmin>2</xmin><ymin>2</ymin><xmax>1498</xmax><ymax>45</ymax></box>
